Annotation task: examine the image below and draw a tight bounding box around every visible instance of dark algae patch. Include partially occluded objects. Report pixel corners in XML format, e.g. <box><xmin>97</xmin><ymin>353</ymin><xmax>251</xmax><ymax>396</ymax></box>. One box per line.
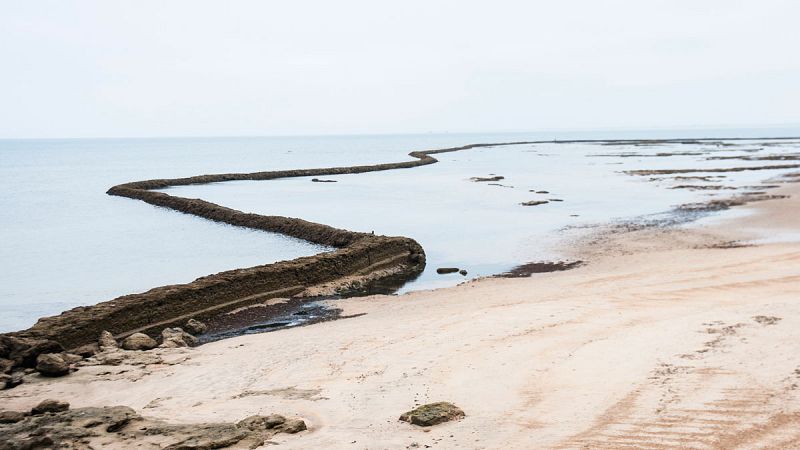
<box><xmin>496</xmin><ymin>261</ymin><xmax>584</xmax><ymax>278</ymax></box>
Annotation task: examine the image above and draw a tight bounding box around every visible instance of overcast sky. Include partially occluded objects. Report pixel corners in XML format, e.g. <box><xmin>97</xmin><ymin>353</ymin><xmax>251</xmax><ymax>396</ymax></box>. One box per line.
<box><xmin>2</xmin><ymin>0</ymin><xmax>799</xmax><ymax>138</ymax></box>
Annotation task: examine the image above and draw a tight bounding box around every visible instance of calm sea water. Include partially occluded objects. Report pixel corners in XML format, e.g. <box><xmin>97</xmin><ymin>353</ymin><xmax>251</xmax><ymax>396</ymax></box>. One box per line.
<box><xmin>1</xmin><ymin>128</ymin><xmax>798</xmax><ymax>332</ymax></box>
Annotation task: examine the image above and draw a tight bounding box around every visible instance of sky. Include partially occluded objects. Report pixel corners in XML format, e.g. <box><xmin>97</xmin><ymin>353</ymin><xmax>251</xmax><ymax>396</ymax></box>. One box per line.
<box><xmin>1</xmin><ymin>0</ymin><xmax>799</xmax><ymax>139</ymax></box>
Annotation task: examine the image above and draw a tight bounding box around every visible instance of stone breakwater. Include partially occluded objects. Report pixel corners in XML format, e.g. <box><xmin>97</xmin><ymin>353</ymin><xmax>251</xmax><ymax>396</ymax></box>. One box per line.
<box><xmin>5</xmin><ymin>137</ymin><xmax>798</xmax><ymax>350</ymax></box>
<box><xmin>6</xmin><ymin>141</ymin><xmax>543</xmax><ymax>350</ymax></box>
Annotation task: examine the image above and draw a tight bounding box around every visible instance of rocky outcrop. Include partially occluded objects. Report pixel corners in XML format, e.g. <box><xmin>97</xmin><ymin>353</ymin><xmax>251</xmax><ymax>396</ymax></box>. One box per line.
<box><xmin>0</xmin><ymin>335</ymin><xmax>63</xmax><ymax>369</ymax></box>
<box><xmin>121</xmin><ymin>333</ymin><xmax>158</xmax><ymax>351</ymax></box>
<box><xmin>0</xmin><ymin>405</ymin><xmax>306</xmax><ymax>449</ymax></box>
<box><xmin>399</xmin><ymin>402</ymin><xmax>465</xmax><ymax>426</ymax></box>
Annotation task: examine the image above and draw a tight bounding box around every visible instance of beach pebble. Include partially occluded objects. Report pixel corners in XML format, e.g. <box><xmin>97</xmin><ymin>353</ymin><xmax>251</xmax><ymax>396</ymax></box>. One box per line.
<box><xmin>35</xmin><ymin>353</ymin><xmax>70</xmax><ymax>377</ymax></box>
<box><xmin>121</xmin><ymin>333</ymin><xmax>158</xmax><ymax>351</ymax></box>
<box><xmin>31</xmin><ymin>399</ymin><xmax>69</xmax><ymax>415</ymax></box>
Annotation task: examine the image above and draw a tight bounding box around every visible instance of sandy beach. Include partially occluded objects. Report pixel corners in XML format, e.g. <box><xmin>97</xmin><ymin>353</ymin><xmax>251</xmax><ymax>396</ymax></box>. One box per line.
<box><xmin>2</xmin><ymin>180</ymin><xmax>799</xmax><ymax>449</ymax></box>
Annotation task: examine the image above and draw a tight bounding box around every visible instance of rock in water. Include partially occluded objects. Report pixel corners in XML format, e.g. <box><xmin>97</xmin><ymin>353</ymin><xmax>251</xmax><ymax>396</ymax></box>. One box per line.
<box><xmin>36</xmin><ymin>353</ymin><xmax>70</xmax><ymax>377</ymax></box>
<box><xmin>521</xmin><ymin>200</ymin><xmax>549</xmax><ymax>206</ymax></box>
<box><xmin>184</xmin><ymin>318</ymin><xmax>208</xmax><ymax>335</ymax></box>
<box><xmin>121</xmin><ymin>333</ymin><xmax>158</xmax><ymax>351</ymax></box>
<box><xmin>31</xmin><ymin>399</ymin><xmax>70</xmax><ymax>415</ymax></box>
<box><xmin>459</xmin><ymin>269</ymin><xmax>468</xmax><ymax>276</ymax></box>
<box><xmin>98</xmin><ymin>331</ymin><xmax>118</xmax><ymax>351</ymax></box>
<box><xmin>436</xmin><ymin>267</ymin><xmax>460</xmax><ymax>274</ymax></box>
<box><xmin>159</xmin><ymin>328</ymin><xmax>198</xmax><ymax>348</ymax></box>
<box><xmin>399</xmin><ymin>402</ymin><xmax>465</xmax><ymax>426</ymax></box>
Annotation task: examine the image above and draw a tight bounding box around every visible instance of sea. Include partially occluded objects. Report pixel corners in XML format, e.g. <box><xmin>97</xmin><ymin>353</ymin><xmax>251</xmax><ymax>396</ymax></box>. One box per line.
<box><xmin>2</xmin><ymin>127</ymin><xmax>799</xmax><ymax>332</ymax></box>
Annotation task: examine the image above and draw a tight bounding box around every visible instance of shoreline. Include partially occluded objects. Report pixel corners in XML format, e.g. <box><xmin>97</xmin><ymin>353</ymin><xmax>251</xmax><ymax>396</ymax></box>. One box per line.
<box><xmin>5</xmin><ymin>137</ymin><xmax>798</xmax><ymax>351</ymax></box>
<box><xmin>2</xmin><ymin>176</ymin><xmax>798</xmax><ymax>448</ymax></box>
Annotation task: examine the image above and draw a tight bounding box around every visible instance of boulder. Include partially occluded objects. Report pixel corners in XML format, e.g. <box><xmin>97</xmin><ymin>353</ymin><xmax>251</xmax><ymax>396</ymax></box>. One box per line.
<box><xmin>399</xmin><ymin>402</ymin><xmax>465</xmax><ymax>427</ymax></box>
<box><xmin>31</xmin><ymin>399</ymin><xmax>70</xmax><ymax>415</ymax></box>
<box><xmin>0</xmin><ymin>335</ymin><xmax>64</xmax><ymax>368</ymax></box>
<box><xmin>459</xmin><ymin>269</ymin><xmax>468</xmax><ymax>276</ymax></box>
<box><xmin>184</xmin><ymin>319</ymin><xmax>208</xmax><ymax>335</ymax></box>
<box><xmin>98</xmin><ymin>331</ymin><xmax>118</xmax><ymax>351</ymax></box>
<box><xmin>36</xmin><ymin>353</ymin><xmax>70</xmax><ymax>377</ymax></box>
<box><xmin>121</xmin><ymin>333</ymin><xmax>158</xmax><ymax>351</ymax></box>
<box><xmin>159</xmin><ymin>328</ymin><xmax>198</xmax><ymax>348</ymax></box>
<box><xmin>282</xmin><ymin>418</ymin><xmax>307</xmax><ymax>434</ymax></box>
<box><xmin>0</xmin><ymin>410</ymin><xmax>26</xmax><ymax>424</ymax></box>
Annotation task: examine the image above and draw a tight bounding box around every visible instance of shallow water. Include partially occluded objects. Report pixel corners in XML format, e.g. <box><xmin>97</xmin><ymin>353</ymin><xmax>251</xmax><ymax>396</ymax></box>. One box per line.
<box><xmin>1</xmin><ymin>130</ymin><xmax>798</xmax><ymax>332</ymax></box>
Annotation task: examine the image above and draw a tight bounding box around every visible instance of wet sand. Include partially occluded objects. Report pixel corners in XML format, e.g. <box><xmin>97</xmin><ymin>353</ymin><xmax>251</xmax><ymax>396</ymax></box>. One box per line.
<box><xmin>3</xmin><ymin>182</ymin><xmax>799</xmax><ymax>448</ymax></box>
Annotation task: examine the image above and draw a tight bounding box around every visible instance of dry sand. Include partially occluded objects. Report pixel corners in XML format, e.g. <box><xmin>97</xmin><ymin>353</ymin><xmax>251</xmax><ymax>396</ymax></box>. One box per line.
<box><xmin>3</xmin><ymin>185</ymin><xmax>800</xmax><ymax>449</ymax></box>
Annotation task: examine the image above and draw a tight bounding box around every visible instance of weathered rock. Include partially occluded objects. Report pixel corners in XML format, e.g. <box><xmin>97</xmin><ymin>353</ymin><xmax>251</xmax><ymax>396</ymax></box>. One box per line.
<box><xmin>98</xmin><ymin>331</ymin><xmax>118</xmax><ymax>351</ymax></box>
<box><xmin>436</xmin><ymin>267</ymin><xmax>460</xmax><ymax>274</ymax></box>
<box><xmin>0</xmin><ymin>404</ymin><xmax>308</xmax><ymax>449</ymax></box>
<box><xmin>399</xmin><ymin>402</ymin><xmax>465</xmax><ymax>426</ymax></box>
<box><xmin>459</xmin><ymin>269</ymin><xmax>468</xmax><ymax>276</ymax></box>
<box><xmin>237</xmin><ymin>414</ymin><xmax>286</xmax><ymax>431</ymax></box>
<box><xmin>60</xmin><ymin>353</ymin><xmax>83</xmax><ymax>364</ymax></box>
<box><xmin>73</xmin><ymin>343</ymin><xmax>99</xmax><ymax>358</ymax></box>
<box><xmin>0</xmin><ymin>335</ymin><xmax>64</xmax><ymax>369</ymax></box>
<box><xmin>31</xmin><ymin>399</ymin><xmax>70</xmax><ymax>415</ymax></box>
<box><xmin>1</xmin><ymin>372</ymin><xmax>24</xmax><ymax>390</ymax></box>
<box><xmin>159</xmin><ymin>328</ymin><xmax>198</xmax><ymax>348</ymax></box>
<box><xmin>184</xmin><ymin>319</ymin><xmax>208</xmax><ymax>335</ymax></box>
<box><xmin>282</xmin><ymin>418</ymin><xmax>307</xmax><ymax>434</ymax></box>
<box><xmin>121</xmin><ymin>333</ymin><xmax>158</xmax><ymax>351</ymax></box>
<box><xmin>36</xmin><ymin>353</ymin><xmax>70</xmax><ymax>377</ymax></box>
<box><xmin>264</xmin><ymin>414</ymin><xmax>287</xmax><ymax>429</ymax></box>
<box><xmin>0</xmin><ymin>358</ymin><xmax>13</xmax><ymax>374</ymax></box>
<box><xmin>0</xmin><ymin>410</ymin><xmax>26</xmax><ymax>424</ymax></box>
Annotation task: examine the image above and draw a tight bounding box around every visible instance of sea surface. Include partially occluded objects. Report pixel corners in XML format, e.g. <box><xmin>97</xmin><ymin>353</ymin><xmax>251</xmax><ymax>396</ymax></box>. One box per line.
<box><xmin>1</xmin><ymin>128</ymin><xmax>799</xmax><ymax>332</ymax></box>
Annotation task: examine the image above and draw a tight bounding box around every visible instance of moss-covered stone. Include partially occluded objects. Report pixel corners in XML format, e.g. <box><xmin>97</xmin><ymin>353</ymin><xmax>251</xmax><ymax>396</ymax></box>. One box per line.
<box><xmin>399</xmin><ymin>402</ymin><xmax>465</xmax><ymax>426</ymax></box>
